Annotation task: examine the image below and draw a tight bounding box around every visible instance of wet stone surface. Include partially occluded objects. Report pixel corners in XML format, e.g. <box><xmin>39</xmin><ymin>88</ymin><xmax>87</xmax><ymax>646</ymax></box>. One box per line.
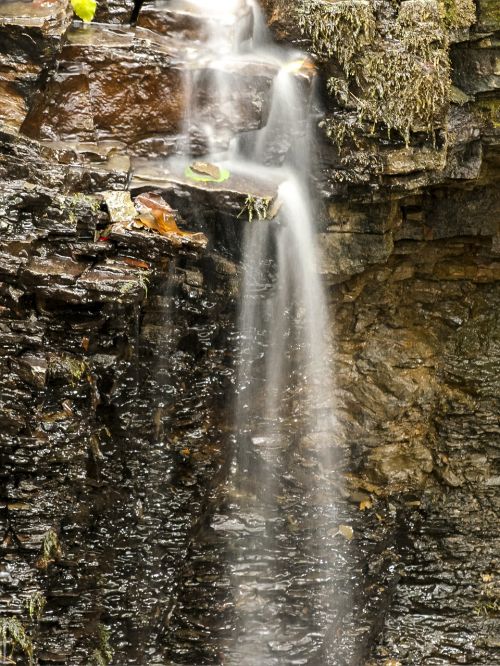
<box><xmin>0</xmin><ymin>0</ymin><xmax>499</xmax><ymax>665</ymax></box>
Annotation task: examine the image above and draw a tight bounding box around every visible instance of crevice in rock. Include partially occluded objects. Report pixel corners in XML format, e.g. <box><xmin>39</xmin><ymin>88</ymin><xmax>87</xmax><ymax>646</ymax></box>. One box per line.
<box><xmin>130</xmin><ymin>0</ymin><xmax>145</xmax><ymax>24</ymax></box>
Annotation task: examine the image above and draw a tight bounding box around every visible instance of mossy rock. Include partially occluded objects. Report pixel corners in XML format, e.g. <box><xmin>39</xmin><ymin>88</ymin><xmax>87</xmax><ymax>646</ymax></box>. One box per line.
<box><xmin>476</xmin><ymin>0</ymin><xmax>500</xmax><ymax>32</ymax></box>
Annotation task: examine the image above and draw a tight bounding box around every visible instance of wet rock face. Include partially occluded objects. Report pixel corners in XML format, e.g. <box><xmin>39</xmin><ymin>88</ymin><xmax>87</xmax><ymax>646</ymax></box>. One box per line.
<box><xmin>0</xmin><ymin>0</ymin><xmax>72</xmax><ymax>132</ymax></box>
<box><xmin>258</xmin><ymin>0</ymin><xmax>303</xmax><ymax>43</ymax></box>
<box><xmin>331</xmin><ymin>237</ymin><xmax>500</xmax><ymax>664</ymax></box>
<box><xmin>0</xmin><ymin>130</ymin><xmax>240</xmax><ymax>664</ymax></box>
<box><xmin>0</xmin><ymin>0</ymin><xmax>499</xmax><ymax>665</ymax></box>
<box><xmin>22</xmin><ymin>23</ymin><xmax>275</xmax><ymax>152</ymax></box>
<box><xmin>94</xmin><ymin>0</ymin><xmax>136</xmax><ymax>23</ymax></box>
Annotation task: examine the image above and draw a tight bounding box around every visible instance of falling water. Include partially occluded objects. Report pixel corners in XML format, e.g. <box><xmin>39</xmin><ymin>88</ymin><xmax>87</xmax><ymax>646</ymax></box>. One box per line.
<box><xmin>163</xmin><ymin>0</ymin><xmax>341</xmax><ymax>662</ymax></box>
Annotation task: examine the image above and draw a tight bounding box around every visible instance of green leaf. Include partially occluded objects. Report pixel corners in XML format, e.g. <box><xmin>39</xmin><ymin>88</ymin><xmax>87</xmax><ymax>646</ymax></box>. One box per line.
<box><xmin>71</xmin><ymin>0</ymin><xmax>97</xmax><ymax>22</ymax></box>
<box><xmin>184</xmin><ymin>165</ymin><xmax>230</xmax><ymax>184</ymax></box>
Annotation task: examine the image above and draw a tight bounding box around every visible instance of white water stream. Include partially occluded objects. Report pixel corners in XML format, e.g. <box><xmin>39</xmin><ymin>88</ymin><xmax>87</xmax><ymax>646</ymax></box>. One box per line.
<box><xmin>171</xmin><ymin>1</ymin><xmax>339</xmax><ymax>661</ymax></box>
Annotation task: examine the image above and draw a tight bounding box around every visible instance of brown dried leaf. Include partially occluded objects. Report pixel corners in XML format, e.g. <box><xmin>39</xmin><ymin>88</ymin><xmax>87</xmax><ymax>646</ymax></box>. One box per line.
<box><xmin>134</xmin><ymin>192</ymin><xmax>207</xmax><ymax>246</ymax></box>
<box><xmin>191</xmin><ymin>161</ymin><xmax>221</xmax><ymax>180</ymax></box>
<box><xmin>123</xmin><ymin>257</ymin><xmax>151</xmax><ymax>270</ymax></box>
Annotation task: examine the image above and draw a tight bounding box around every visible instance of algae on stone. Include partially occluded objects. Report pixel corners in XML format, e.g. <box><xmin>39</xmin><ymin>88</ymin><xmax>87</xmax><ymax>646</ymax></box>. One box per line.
<box><xmin>297</xmin><ymin>0</ymin><xmax>375</xmax><ymax>76</ymax></box>
<box><xmin>298</xmin><ymin>0</ymin><xmax>454</xmax><ymax>145</ymax></box>
<box><xmin>439</xmin><ymin>0</ymin><xmax>476</xmax><ymax>29</ymax></box>
<box><xmin>26</xmin><ymin>591</ymin><xmax>46</xmax><ymax>622</ymax></box>
<box><xmin>238</xmin><ymin>195</ymin><xmax>273</xmax><ymax>222</ymax></box>
<box><xmin>92</xmin><ymin>623</ymin><xmax>114</xmax><ymax>666</ymax></box>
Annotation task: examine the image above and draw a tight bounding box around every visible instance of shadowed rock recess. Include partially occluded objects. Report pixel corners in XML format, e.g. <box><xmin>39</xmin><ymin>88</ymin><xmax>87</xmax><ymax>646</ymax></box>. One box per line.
<box><xmin>0</xmin><ymin>0</ymin><xmax>498</xmax><ymax>665</ymax></box>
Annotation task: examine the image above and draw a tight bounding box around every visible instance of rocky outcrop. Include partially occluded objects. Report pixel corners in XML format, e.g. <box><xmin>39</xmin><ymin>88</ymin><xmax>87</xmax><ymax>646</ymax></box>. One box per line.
<box><xmin>262</xmin><ymin>0</ymin><xmax>500</xmax><ymax>276</ymax></box>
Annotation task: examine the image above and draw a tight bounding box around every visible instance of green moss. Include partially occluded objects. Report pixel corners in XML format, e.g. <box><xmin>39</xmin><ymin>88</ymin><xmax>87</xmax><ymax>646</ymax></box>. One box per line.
<box><xmin>321</xmin><ymin>115</ymin><xmax>359</xmax><ymax>151</ymax></box>
<box><xmin>299</xmin><ymin>0</ymin><xmax>451</xmax><ymax>145</ymax></box>
<box><xmin>92</xmin><ymin>624</ymin><xmax>114</xmax><ymax>666</ymax></box>
<box><xmin>66</xmin><ymin>358</ymin><xmax>87</xmax><ymax>381</ymax></box>
<box><xmin>71</xmin><ymin>192</ymin><xmax>101</xmax><ymax>214</ymax></box>
<box><xmin>49</xmin><ymin>355</ymin><xmax>89</xmax><ymax>385</ymax></box>
<box><xmin>439</xmin><ymin>0</ymin><xmax>476</xmax><ymax>29</ymax></box>
<box><xmin>476</xmin><ymin>0</ymin><xmax>500</xmax><ymax>31</ymax></box>
<box><xmin>0</xmin><ymin>617</ymin><xmax>34</xmax><ymax>664</ymax></box>
<box><xmin>118</xmin><ymin>271</ymin><xmax>150</xmax><ymax>298</ymax></box>
<box><xmin>297</xmin><ymin>0</ymin><xmax>375</xmax><ymax>76</ymax></box>
<box><xmin>474</xmin><ymin>573</ymin><xmax>500</xmax><ymax>617</ymax></box>
<box><xmin>477</xmin><ymin>99</ymin><xmax>500</xmax><ymax>128</ymax></box>
<box><xmin>26</xmin><ymin>592</ymin><xmax>46</xmax><ymax>622</ymax></box>
<box><xmin>361</xmin><ymin>1</ymin><xmax>450</xmax><ymax>142</ymax></box>
<box><xmin>36</xmin><ymin>529</ymin><xmax>62</xmax><ymax>569</ymax></box>
<box><xmin>238</xmin><ymin>195</ymin><xmax>272</xmax><ymax>222</ymax></box>
<box><xmin>358</xmin><ymin>54</ymin><xmax>449</xmax><ymax>143</ymax></box>
<box><xmin>64</xmin><ymin>192</ymin><xmax>100</xmax><ymax>230</ymax></box>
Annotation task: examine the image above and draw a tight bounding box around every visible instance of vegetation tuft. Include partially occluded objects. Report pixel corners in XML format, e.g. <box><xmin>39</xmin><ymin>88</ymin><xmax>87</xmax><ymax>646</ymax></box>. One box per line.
<box><xmin>297</xmin><ymin>0</ymin><xmax>476</xmax><ymax>147</ymax></box>
<box><xmin>0</xmin><ymin>617</ymin><xmax>34</xmax><ymax>665</ymax></box>
<box><xmin>36</xmin><ymin>529</ymin><xmax>62</xmax><ymax>569</ymax></box>
<box><xmin>92</xmin><ymin>623</ymin><xmax>114</xmax><ymax>666</ymax></box>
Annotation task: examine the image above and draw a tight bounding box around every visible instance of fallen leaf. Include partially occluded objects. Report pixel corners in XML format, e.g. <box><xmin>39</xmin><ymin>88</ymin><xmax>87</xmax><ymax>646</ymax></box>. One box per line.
<box><xmin>134</xmin><ymin>192</ymin><xmax>207</xmax><ymax>245</ymax></box>
<box><xmin>338</xmin><ymin>524</ymin><xmax>354</xmax><ymax>541</ymax></box>
<box><xmin>359</xmin><ymin>500</ymin><xmax>373</xmax><ymax>511</ymax></box>
<box><xmin>185</xmin><ymin>164</ymin><xmax>230</xmax><ymax>183</ymax></box>
<box><xmin>191</xmin><ymin>162</ymin><xmax>221</xmax><ymax>180</ymax></box>
<box><xmin>135</xmin><ymin>193</ymin><xmax>180</xmax><ymax>235</ymax></box>
<box><xmin>71</xmin><ymin>0</ymin><xmax>97</xmax><ymax>23</ymax></box>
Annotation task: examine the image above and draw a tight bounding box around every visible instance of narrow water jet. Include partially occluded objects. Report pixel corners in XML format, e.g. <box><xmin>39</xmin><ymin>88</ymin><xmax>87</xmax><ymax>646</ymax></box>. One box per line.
<box><xmin>140</xmin><ymin>0</ymin><xmax>342</xmax><ymax>661</ymax></box>
<box><xmin>167</xmin><ymin>1</ymin><xmax>341</xmax><ymax>662</ymax></box>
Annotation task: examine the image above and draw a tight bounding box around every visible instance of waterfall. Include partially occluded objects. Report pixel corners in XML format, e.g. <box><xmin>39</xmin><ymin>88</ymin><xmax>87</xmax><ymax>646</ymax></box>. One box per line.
<box><xmin>164</xmin><ymin>1</ymin><xmax>340</xmax><ymax>662</ymax></box>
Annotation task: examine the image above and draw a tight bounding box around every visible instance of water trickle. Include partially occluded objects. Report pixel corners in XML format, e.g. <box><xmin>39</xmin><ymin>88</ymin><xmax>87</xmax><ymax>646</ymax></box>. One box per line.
<box><xmin>133</xmin><ymin>0</ymin><xmax>342</xmax><ymax>662</ymax></box>
<box><xmin>164</xmin><ymin>0</ymin><xmax>341</xmax><ymax>662</ymax></box>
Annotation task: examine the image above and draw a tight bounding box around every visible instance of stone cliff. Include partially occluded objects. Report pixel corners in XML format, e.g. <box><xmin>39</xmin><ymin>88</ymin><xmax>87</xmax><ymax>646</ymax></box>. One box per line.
<box><xmin>0</xmin><ymin>0</ymin><xmax>498</xmax><ymax>664</ymax></box>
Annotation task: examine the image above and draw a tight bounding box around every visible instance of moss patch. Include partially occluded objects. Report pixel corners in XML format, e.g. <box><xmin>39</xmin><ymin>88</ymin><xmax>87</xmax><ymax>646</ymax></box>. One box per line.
<box><xmin>297</xmin><ymin>0</ymin><xmax>375</xmax><ymax>75</ymax></box>
<box><xmin>36</xmin><ymin>529</ymin><xmax>62</xmax><ymax>569</ymax></box>
<box><xmin>0</xmin><ymin>617</ymin><xmax>34</xmax><ymax>664</ymax></box>
<box><xmin>298</xmin><ymin>0</ymin><xmax>454</xmax><ymax>145</ymax></box>
<box><xmin>439</xmin><ymin>0</ymin><xmax>476</xmax><ymax>29</ymax></box>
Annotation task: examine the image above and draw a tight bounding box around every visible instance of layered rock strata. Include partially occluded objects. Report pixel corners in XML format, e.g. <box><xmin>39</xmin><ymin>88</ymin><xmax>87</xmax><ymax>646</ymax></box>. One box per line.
<box><xmin>0</xmin><ymin>0</ymin><xmax>498</xmax><ymax>665</ymax></box>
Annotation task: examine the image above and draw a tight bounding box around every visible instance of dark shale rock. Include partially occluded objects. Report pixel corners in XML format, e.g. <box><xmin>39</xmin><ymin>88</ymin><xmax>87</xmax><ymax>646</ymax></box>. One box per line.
<box><xmin>94</xmin><ymin>0</ymin><xmax>136</xmax><ymax>23</ymax></box>
<box><xmin>0</xmin><ymin>0</ymin><xmax>72</xmax><ymax>131</ymax></box>
<box><xmin>22</xmin><ymin>23</ymin><xmax>275</xmax><ymax>153</ymax></box>
<box><xmin>0</xmin><ymin>0</ymin><xmax>499</xmax><ymax>665</ymax></box>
